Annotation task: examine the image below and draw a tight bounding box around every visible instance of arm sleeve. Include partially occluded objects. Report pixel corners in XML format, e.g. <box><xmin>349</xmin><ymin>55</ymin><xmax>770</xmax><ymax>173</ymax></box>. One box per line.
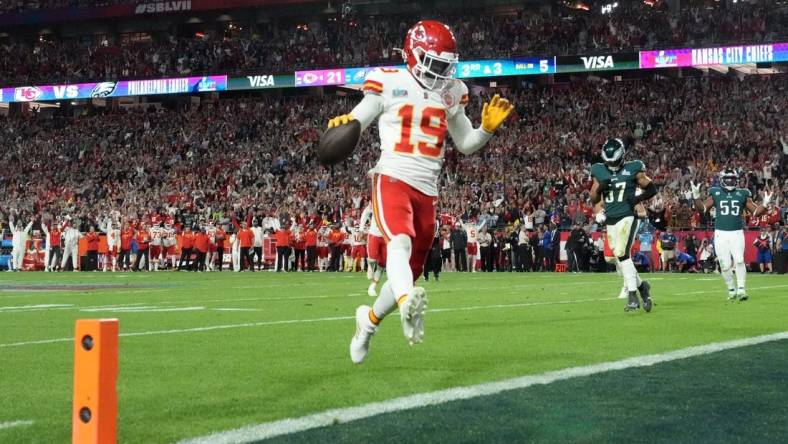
<box><xmin>41</xmin><ymin>223</ymin><xmax>49</xmax><ymax>236</ymax></box>
<box><xmin>447</xmin><ymin>111</ymin><xmax>493</xmax><ymax>155</ymax></box>
<box><xmin>24</xmin><ymin>222</ymin><xmax>33</xmax><ymax>235</ymax></box>
<box><xmin>359</xmin><ymin>206</ymin><xmax>373</xmax><ymax>229</ymax></box>
<box><xmin>350</xmin><ymin>93</ymin><xmax>384</xmax><ymax>132</ymax></box>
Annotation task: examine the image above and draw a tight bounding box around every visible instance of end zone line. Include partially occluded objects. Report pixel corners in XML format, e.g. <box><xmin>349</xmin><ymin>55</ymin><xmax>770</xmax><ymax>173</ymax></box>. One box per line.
<box><xmin>0</xmin><ymin>420</ymin><xmax>34</xmax><ymax>430</ymax></box>
<box><xmin>178</xmin><ymin>331</ymin><xmax>788</xmax><ymax>444</ymax></box>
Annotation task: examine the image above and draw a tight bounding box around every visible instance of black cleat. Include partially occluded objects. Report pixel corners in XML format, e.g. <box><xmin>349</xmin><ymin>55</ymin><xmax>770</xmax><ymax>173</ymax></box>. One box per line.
<box><xmin>638</xmin><ymin>281</ymin><xmax>653</xmax><ymax>312</ymax></box>
<box><xmin>625</xmin><ymin>291</ymin><xmax>640</xmax><ymax>312</ymax></box>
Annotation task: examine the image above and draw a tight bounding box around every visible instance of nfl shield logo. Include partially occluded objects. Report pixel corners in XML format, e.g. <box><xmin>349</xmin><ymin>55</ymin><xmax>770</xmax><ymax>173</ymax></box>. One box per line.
<box><xmin>442</xmin><ymin>91</ymin><xmax>455</xmax><ymax>107</ymax></box>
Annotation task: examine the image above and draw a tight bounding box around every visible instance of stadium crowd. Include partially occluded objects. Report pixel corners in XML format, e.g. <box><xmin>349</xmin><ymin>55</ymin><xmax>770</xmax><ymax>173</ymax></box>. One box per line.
<box><xmin>1</xmin><ymin>73</ymin><xmax>786</xmax><ymax>272</ymax></box>
<box><xmin>1</xmin><ymin>2</ymin><xmax>787</xmax><ymax>86</ymax></box>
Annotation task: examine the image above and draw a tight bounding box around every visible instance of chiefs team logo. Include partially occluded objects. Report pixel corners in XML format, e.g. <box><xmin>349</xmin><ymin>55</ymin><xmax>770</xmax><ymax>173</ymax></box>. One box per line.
<box><xmin>441</xmin><ymin>90</ymin><xmax>455</xmax><ymax>107</ymax></box>
<box><xmin>14</xmin><ymin>86</ymin><xmax>43</xmax><ymax>102</ymax></box>
<box><xmin>410</xmin><ymin>24</ymin><xmax>427</xmax><ymax>45</ymax></box>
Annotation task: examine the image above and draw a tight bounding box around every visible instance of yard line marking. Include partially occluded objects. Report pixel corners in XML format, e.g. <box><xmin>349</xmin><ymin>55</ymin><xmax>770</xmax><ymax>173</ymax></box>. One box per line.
<box><xmin>3</xmin><ymin>285</ymin><xmax>786</xmax><ymax>349</ymax></box>
<box><xmin>81</xmin><ymin>306</ymin><xmax>205</xmax><ymax>313</ymax></box>
<box><xmin>0</xmin><ymin>304</ymin><xmax>72</xmax><ymax>311</ymax></box>
<box><xmin>0</xmin><ymin>296</ymin><xmax>612</xmax><ymax>348</ymax></box>
<box><xmin>212</xmin><ymin>308</ymin><xmax>261</xmax><ymax>312</ymax></box>
<box><xmin>0</xmin><ymin>420</ymin><xmax>34</xmax><ymax>430</ymax></box>
<box><xmin>178</xmin><ymin>331</ymin><xmax>788</xmax><ymax>444</ymax></box>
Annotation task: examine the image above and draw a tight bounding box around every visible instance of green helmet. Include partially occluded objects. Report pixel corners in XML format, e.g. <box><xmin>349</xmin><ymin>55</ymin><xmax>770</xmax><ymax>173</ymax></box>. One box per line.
<box><xmin>719</xmin><ymin>168</ymin><xmax>738</xmax><ymax>191</ymax></box>
<box><xmin>601</xmin><ymin>138</ymin><xmax>626</xmax><ymax>171</ymax></box>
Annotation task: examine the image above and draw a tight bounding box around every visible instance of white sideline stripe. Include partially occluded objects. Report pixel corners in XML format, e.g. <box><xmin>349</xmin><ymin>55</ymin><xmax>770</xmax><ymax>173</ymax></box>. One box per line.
<box><xmin>0</xmin><ymin>420</ymin><xmax>33</xmax><ymax>430</ymax></box>
<box><xmin>179</xmin><ymin>331</ymin><xmax>788</xmax><ymax>444</ymax></box>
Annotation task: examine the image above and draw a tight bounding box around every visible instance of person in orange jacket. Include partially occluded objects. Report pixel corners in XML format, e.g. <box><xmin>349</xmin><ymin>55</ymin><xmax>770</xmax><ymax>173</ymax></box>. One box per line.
<box><xmin>85</xmin><ymin>225</ymin><xmax>101</xmax><ymax>272</ymax></box>
<box><xmin>133</xmin><ymin>222</ymin><xmax>151</xmax><ymax>272</ymax></box>
<box><xmin>193</xmin><ymin>227</ymin><xmax>210</xmax><ymax>272</ymax></box>
<box><xmin>178</xmin><ymin>225</ymin><xmax>195</xmax><ymax>271</ymax></box>
<box><xmin>237</xmin><ymin>220</ymin><xmax>255</xmax><ymax>272</ymax></box>
<box><xmin>274</xmin><ymin>226</ymin><xmax>292</xmax><ymax>272</ymax></box>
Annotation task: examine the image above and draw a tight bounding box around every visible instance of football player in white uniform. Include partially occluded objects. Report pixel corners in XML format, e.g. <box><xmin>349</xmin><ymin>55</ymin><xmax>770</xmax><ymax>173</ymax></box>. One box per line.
<box><xmin>360</xmin><ymin>204</ymin><xmax>386</xmax><ymax>297</ymax></box>
<box><xmin>329</xmin><ymin>20</ymin><xmax>513</xmax><ymax>363</ymax></box>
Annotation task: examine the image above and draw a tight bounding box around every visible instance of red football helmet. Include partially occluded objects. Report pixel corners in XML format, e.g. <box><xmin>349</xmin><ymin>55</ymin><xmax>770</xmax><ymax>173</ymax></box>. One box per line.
<box><xmin>402</xmin><ymin>20</ymin><xmax>459</xmax><ymax>90</ymax></box>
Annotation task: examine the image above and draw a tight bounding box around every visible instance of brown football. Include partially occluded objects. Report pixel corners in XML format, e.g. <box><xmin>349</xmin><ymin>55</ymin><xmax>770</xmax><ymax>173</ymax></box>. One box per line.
<box><xmin>318</xmin><ymin>120</ymin><xmax>361</xmax><ymax>166</ymax></box>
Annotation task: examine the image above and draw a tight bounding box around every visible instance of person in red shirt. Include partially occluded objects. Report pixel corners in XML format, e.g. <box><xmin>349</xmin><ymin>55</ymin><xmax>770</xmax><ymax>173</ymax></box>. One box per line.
<box><xmin>85</xmin><ymin>226</ymin><xmax>100</xmax><ymax>272</ymax></box>
<box><xmin>120</xmin><ymin>223</ymin><xmax>134</xmax><ymax>271</ymax></box>
<box><xmin>134</xmin><ymin>223</ymin><xmax>151</xmax><ymax>272</ymax></box>
<box><xmin>293</xmin><ymin>225</ymin><xmax>306</xmax><ymax>271</ymax></box>
<box><xmin>193</xmin><ymin>227</ymin><xmax>210</xmax><ymax>272</ymax></box>
<box><xmin>213</xmin><ymin>223</ymin><xmax>226</xmax><ymax>272</ymax></box>
<box><xmin>178</xmin><ymin>226</ymin><xmax>195</xmax><ymax>271</ymax></box>
<box><xmin>236</xmin><ymin>221</ymin><xmax>255</xmax><ymax>272</ymax></box>
<box><xmin>274</xmin><ymin>226</ymin><xmax>292</xmax><ymax>272</ymax></box>
<box><xmin>46</xmin><ymin>223</ymin><xmax>63</xmax><ymax>272</ymax></box>
<box><xmin>304</xmin><ymin>224</ymin><xmax>318</xmax><ymax>271</ymax></box>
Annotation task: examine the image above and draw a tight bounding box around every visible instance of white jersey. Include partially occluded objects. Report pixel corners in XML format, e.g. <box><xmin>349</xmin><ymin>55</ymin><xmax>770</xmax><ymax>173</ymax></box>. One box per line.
<box><xmin>360</xmin><ymin>68</ymin><xmax>470</xmax><ymax>196</ymax></box>
<box><xmin>352</xmin><ymin>229</ymin><xmax>367</xmax><ymax>246</ymax></box>
<box><xmin>360</xmin><ymin>204</ymin><xmax>382</xmax><ymax>237</ymax></box>
<box><xmin>150</xmin><ymin>227</ymin><xmax>163</xmax><ymax>246</ymax></box>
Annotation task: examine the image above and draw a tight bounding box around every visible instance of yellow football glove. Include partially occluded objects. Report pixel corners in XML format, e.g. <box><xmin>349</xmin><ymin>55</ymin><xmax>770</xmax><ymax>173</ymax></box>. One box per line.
<box><xmin>327</xmin><ymin>114</ymin><xmax>355</xmax><ymax>129</ymax></box>
<box><xmin>481</xmin><ymin>94</ymin><xmax>514</xmax><ymax>133</ymax></box>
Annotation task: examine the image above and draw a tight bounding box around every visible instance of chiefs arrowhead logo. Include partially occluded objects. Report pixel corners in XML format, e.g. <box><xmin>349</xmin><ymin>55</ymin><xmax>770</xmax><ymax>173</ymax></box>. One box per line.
<box><xmin>410</xmin><ymin>25</ymin><xmax>427</xmax><ymax>44</ymax></box>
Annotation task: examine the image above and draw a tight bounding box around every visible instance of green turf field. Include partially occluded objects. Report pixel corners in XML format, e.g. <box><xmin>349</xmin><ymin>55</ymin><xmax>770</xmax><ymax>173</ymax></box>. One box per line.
<box><xmin>1</xmin><ymin>271</ymin><xmax>786</xmax><ymax>443</ymax></box>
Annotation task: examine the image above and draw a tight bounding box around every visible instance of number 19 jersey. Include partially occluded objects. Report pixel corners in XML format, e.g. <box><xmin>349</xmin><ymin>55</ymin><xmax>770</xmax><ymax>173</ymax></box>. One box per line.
<box><xmin>362</xmin><ymin>68</ymin><xmax>469</xmax><ymax>197</ymax></box>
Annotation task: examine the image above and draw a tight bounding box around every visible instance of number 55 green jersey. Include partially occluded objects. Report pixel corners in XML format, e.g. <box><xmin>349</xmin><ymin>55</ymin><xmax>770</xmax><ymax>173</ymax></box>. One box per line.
<box><xmin>709</xmin><ymin>187</ymin><xmax>750</xmax><ymax>231</ymax></box>
<box><xmin>591</xmin><ymin>160</ymin><xmax>645</xmax><ymax>225</ymax></box>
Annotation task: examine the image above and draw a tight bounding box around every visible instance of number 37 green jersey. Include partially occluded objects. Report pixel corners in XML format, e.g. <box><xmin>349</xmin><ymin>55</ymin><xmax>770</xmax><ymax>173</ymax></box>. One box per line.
<box><xmin>590</xmin><ymin>160</ymin><xmax>645</xmax><ymax>224</ymax></box>
<box><xmin>709</xmin><ymin>187</ymin><xmax>750</xmax><ymax>231</ymax></box>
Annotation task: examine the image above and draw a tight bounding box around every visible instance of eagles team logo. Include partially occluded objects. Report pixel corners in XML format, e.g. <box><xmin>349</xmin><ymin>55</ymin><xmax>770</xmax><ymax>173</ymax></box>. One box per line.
<box><xmin>14</xmin><ymin>86</ymin><xmax>42</xmax><ymax>102</ymax></box>
<box><xmin>91</xmin><ymin>82</ymin><xmax>118</xmax><ymax>98</ymax></box>
<box><xmin>441</xmin><ymin>90</ymin><xmax>455</xmax><ymax>107</ymax></box>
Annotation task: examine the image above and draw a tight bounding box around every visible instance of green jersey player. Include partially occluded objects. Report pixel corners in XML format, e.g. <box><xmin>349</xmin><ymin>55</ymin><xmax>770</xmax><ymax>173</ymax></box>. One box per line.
<box><xmin>691</xmin><ymin>169</ymin><xmax>772</xmax><ymax>301</ymax></box>
<box><xmin>590</xmin><ymin>138</ymin><xmax>658</xmax><ymax>312</ymax></box>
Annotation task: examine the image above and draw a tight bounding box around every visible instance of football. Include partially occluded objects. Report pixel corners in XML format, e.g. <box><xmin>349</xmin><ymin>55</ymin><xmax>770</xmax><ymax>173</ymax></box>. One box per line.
<box><xmin>318</xmin><ymin>120</ymin><xmax>361</xmax><ymax>166</ymax></box>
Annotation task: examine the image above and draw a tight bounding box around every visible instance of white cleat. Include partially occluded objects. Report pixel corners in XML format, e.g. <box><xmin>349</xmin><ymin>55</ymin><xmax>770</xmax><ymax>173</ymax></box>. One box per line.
<box><xmin>349</xmin><ymin>305</ymin><xmax>377</xmax><ymax>364</ymax></box>
<box><xmin>617</xmin><ymin>286</ymin><xmax>628</xmax><ymax>299</ymax></box>
<box><xmin>399</xmin><ymin>287</ymin><xmax>427</xmax><ymax>345</ymax></box>
<box><xmin>737</xmin><ymin>288</ymin><xmax>748</xmax><ymax>301</ymax></box>
<box><xmin>367</xmin><ymin>283</ymin><xmax>377</xmax><ymax>297</ymax></box>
